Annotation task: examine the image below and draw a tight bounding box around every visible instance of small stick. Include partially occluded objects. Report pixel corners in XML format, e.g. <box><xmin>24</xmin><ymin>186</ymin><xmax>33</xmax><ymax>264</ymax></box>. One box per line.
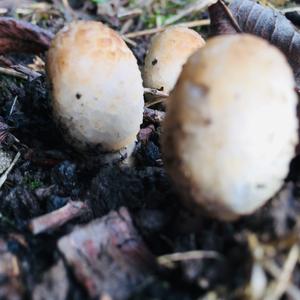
<box><xmin>124</xmin><ymin>19</ymin><xmax>210</xmax><ymax>39</ymax></box>
<box><xmin>266</xmin><ymin>245</ymin><xmax>299</xmax><ymax>300</ymax></box>
<box><xmin>144</xmin><ymin>87</ymin><xmax>169</xmax><ymax>98</ymax></box>
<box><xmin>263</xmin><ymin>253</ymin><xmax>300</xmax><ymax>299</ymax></box>
<box><xmin>29</xmin><ymin>201</ymin><xmax>88</xmax><ymax>235</ymax></box>
<box><xmin>120</xmin><ymin>19</ymin><xmax>134</xmax><ymax>35</ymax></box>
<box><xmin>164</xmin><ymin>0</ymin><xmax>217</xmax><ymax>25</ymax></box>
<box><xmin>122</xmin><ymin>35</ymin><xmax>137</xmax><ymax>47</ymax></box>
<box><xmin>145</xmin><ymin>98</ymin><xmax>166</xmax><ymax>108</ymax></box>
<box><xmin>12</xmin><ymin>64</ymin><xmax>41</xmax><ymax>80</ymax></box>
<box><xmin>157</xmin><ymin>250</ymin><xmax>220</xmax><ymax>266</ymax></box>
<box><xmin>117</xmin><ymin>8</ymin><xmax>142</xmax><ymax>20</ymax></box>
<box><xmin>281</xmin><ymin>7</ymin><xmax>300</xmax><ymax>13</ymax></box>
<box><xmin>0</xmin><ymin>66</ymin><xmax>27</xmax><ymax>80</ymax></box>
<box><xmin>9</xmin><ymin>96</ymin><xmax>18</xmax><ymax>116</ymax></box>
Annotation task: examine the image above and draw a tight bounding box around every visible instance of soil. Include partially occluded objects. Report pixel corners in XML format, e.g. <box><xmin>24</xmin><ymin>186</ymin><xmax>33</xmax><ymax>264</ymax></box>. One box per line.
<box><xmin>0</xmin><ymin>1</ymin><xmax>299</xmax><ymax>299</ymax></box>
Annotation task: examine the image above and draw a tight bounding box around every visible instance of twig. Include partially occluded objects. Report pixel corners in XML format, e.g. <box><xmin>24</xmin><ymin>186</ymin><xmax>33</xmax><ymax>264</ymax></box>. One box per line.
<box><xmin>122</xmin><ymin>35</ymin><xmax>137</xmax><ymax>47</ymax></box>
<box><xmin>12</xmin><ymin>65</ymin><xmax>41</xmax><ymax>80</ymax></box>
<box><xmin>120</xmin><ymin>19</ymin><xmax>134</xmax><ymax>35</ymax></box>
<box><xmin>145</xmin><ymin>98</ymin><xmax>166</xmax><ymax>108</ymax></box>
<box><xmin>281</xmin><ymin>7</ymin><xmax>300</xmax><ymax>13</ymax></box>
<box><xmin>29</xmin><ymin>201</ymin><xmax>88</xmax><ymax>235</ymax></box>
<box><xmin>266</xmin><ymin>245</ymin><xmax>299</xmax><ymax>300</ymax></box>
<box><xmin>117</xmin><ymin>8</ymin><xmax>142</xmax><ymax>20</ymax></box>
<box><xmin>0</xmin><ymin>67</ymin><xmax>27</xmax><ymax>80</ymax></box>
<box><xmin>9</xmin><ymin>96</ymin><xmax>18</xmax><ymax>116</ymax></box>
<box><xmin>157</xmin><ymin>250</ymin><xmax>220</xmax><ymax>267</ymax></box>
<box><xmin>164</xmin><ymin>0</ymin><xmax>218</xmax><ymax>25</ymax></box>
<box><xmin>0</xmin><ymin>152</ymin><xmax>20</xmax><ymax>189</ymax></box>
<box><xmin>124</xmin><ymin>19</ymin><xmax>210</xmax><ymax>39</ymax></box>
<box><xmin>263</xmin><ymin>248</ymin><xmax>300</xmax><ymax>300</ymax></box>
<box><xmin>144</xmin><ymin>87</ymin><xmax>169</xmax><ymax>98</ymax></box>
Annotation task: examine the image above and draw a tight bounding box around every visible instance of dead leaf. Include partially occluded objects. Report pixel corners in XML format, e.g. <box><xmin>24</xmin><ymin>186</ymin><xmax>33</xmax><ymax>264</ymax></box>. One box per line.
<box><xmin>208</xmin><ymin>0</ymin><xmax>240</xmax><ymax>35</ymax></box>
<box><xmin>228</xmin><ymin>0</ymin><xmax>300</xmax><ymax>87</ymax></box>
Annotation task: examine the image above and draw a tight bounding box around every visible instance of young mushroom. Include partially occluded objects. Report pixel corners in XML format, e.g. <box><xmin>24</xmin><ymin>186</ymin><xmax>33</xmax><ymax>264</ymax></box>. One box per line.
<box><xmin>162</xmin><ymin>34</ymin><xmax>298</xmax><ymax>221</ymax></box>
<box><xmin>47</xmin><ymin>21</ymin><xmax>144</xmax><ymax>163</ymax></box>
<box><xmin>143</xmin><ymin>26</ymin><xmax>205</xmax><ymax>95</ymax></box>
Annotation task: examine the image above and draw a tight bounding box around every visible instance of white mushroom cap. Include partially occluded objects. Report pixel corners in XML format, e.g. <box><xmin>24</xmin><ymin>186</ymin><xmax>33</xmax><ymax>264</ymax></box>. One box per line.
<box><xmin>47</xmin><ymin>21</ymin><xmax>144</xmax><ymax>159</ymax></box>
<box><xmin>143</xmin><ymin>26</ymin><xmax>205</xmax><ymax>94</ymax></box>
<box><xmin>162</xmin><ymin>34</ymin><xmax>298</xmax><ymax>221</ymax></box>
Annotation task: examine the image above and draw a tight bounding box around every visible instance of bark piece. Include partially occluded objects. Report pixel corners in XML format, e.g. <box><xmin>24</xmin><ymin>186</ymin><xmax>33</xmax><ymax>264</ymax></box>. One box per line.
<box><xmin>0</xmin><ymin>239</ymin><xmax>23</xmax><ymax>300</ymax></box>
<box><xmin>58</xmin><ymin>207</ymin><xmax>155</xmax><ymax>300</ymax></box>
<box><xmin>33</xmin><ymin>260</ymin><xmax>69</xmax><ymax>300</ymax></box>
<box><xmin>29</xmin><ymin>201</ymin><xmax>88</xmax><ymax>235</ymax></box>
<box><xmin>0</xmin><ymin>17</ymin><xmax>53</xmax><ymax>55</ymax></box>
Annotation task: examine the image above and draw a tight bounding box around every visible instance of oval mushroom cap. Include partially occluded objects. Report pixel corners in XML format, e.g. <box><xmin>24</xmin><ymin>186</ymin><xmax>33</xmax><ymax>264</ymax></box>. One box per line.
<box><xmin>143</xmin><ymin>26</ymin><xmax>205</xmax><ymax>94</ymax></box>
<box><xmin>47</xmin><ymin>21</ymin><xmax>144</xmax><ymax>154</ymax></box>
<box><xmin>162</xmin><ymin>34</ymin><xmax>298</xmax><ymax>221</ymax></box>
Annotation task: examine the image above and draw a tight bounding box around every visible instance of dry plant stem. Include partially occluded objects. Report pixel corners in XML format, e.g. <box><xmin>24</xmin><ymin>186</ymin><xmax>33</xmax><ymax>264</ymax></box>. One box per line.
<box><xmin>164</xmin><ymin>0</ymin><xmax>218</xmax><ymax>25</ymax></box>
<box><xmin>120</xmin><ymin>19</ymin><xmax>134</xmax><ymax>35</ymax></box>
<box><xmin>121</xmin><ymin>35</ymin><xmax>137</xmax><ymax>47</ymax></box>
<box><xmin>145</xmin><ymin>98</ymin><xmax>166</xmax><ymax>108</ymax></box>
<box><xmin>281</xmin><ymin>7</ymin><xmax>300</xmax><ymax>13</ymax></box>
<box><xmin>0</xmin><ymin>67</ymin><xmax>27</xmax><ymax>80</ymax></box>
<box><xmin>144</xmin><ymin>87</ymin><xmax>169</xmax><ymax>98</ymax></box>
<box><xmin>124</xmin><ymin>19</ymin><xmax>210</xmax><ymax>39</ymax></box>
<box><xmin>157</xmin><ymin>250</ymin><xmax>220</xmax><ymax>267</ymax></box>
<box><xmin>262</xmin><ymin>257</ymin><xmax>300</xmax><ymax>299</ymax></box>
<box><xmin>209</xmin><ymin>0</ymin><xmax>241</xmax><ymax>35</ymax></box>
<box><xmin>12</xmin><ymin>65</ymin><xmax>41</xmax><ymax>80</ymax></box>
<box><xmin>29</xmin><ymin>201</ymin><xmax>88</xmax><ymax>235</ymax></box>
<box><xmin>266</xmin><ymin>245</ymin><xmax>299</xmax><ymax>300</ymax></box>
<box><xmin>9</xmin><ymin>96</ymin><xmax>18</xmax><ymax>116</ymax></box>
<box><xmin>117</xmin><ymin>8</ymin><xmax>142</xmax><ymax>20</ymax></box>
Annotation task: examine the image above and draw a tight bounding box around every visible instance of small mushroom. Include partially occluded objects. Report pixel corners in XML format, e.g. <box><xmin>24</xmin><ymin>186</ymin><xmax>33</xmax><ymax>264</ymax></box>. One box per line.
<box><xmin>47</xmin><ymin>21</ymin><xmax>144</xmax><ymax>162</ymax></box>
<box><xmin>143</xmin><ymin>26</ymin><xmax>205</xmax><ymax>95</ymax></box>
<box><xmin>162</xmin><ymin>34</ymin><xmax>298</xmax><ymax>221</ymax></box>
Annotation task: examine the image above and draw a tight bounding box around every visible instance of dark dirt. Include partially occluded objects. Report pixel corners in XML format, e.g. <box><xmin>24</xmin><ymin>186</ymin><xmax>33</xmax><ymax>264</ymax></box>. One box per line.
<box><xmin>0</xmin><ymin>1</ymin><xmax>299</xmax><ymax>300</ymax></box>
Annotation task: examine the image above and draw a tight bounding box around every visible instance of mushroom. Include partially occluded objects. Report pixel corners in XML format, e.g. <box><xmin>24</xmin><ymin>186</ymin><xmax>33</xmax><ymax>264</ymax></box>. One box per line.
<box><xmin>47</xmin><ymin>21</ymin><xmax>144</xmax><ymax>163</ymax></box>
<box><xmin>143</xmin><ymin>26</ymin><xmax>205</xmax><ymax>95</ymax></box>
<box><xmin>162</xmin><ymin>34</ymin><xmax>298</xmax><ymax>221</ymax></box>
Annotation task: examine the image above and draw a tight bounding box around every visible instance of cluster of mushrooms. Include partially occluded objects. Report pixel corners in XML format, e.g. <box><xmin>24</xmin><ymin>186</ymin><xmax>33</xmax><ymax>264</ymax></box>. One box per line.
<box><xmin>46</xmin><ymin>21</ymin><xmax>298</xmax><ymax>221</ymax></box>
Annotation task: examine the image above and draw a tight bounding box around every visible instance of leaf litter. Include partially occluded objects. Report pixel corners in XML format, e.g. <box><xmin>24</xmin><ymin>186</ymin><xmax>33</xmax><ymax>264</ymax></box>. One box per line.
<box><xmin>0</xmin><ymin>1</ymin><xmax>299</xmax><ymax>299</ymax></box>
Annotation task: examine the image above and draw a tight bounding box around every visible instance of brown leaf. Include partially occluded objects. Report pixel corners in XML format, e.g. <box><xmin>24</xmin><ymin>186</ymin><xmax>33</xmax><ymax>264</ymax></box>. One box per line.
<box><xmin>0</xmin><ymin>17</ymin><xmax>53</xmax><ymax>55</ymax></box>
<box><xmin>208</xmin><ymin>0</ymin><xmax>241</xmax><ymax>35</ymax></box>
<box><xmin>228</xmin><ymin>0</ymin><xmax>300</xmax><ymax>87</ymax></box>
